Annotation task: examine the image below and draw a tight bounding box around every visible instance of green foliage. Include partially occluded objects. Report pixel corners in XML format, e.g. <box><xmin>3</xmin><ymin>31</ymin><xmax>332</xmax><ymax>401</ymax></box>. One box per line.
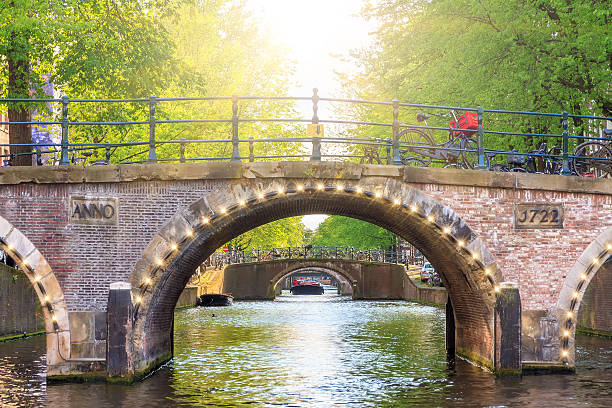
<box><xmin>344</xmin><ymin>0</ymin><xmax>611</xmax><ymax>154</ymax></box>
<box><xmin>227</xmin><ymin>217</ymin><xmax>306</xmax><ymax>251</ymax></box>
<box><xmin>309</xmin><ymin>216</ymin><xmax>396</xmax><ymax>249</ymax></box>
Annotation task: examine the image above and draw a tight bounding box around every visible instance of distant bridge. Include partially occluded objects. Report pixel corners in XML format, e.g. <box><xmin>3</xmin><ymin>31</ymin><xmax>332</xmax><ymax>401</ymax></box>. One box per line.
<box><xmin>206</xmin><ymin>245</ymin><xmax>421</xmax><ymax>268</ymax></box>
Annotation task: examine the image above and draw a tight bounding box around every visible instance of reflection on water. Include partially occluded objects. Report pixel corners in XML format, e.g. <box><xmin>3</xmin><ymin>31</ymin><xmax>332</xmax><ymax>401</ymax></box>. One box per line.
<box><xmin>0</xmin><ymin>294</ymin><xmax>611</xmax><ymax>407</ymax></box>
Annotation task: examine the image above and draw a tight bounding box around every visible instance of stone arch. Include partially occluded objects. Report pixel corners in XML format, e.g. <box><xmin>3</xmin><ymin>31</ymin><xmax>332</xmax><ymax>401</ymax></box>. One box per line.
<box><xmin>268</xmin><ymin>261</ymin><xmax>359</xmax><ymax>298</ymax></box>
<box><xmin>555</xmin><ymin>227</ymin><xmax>612</xmax><ymax>366</ymax></box>
<box><xmin>0</xmin><ymin>215</ymin><xmax>70</xmax><ymax>373</ymax></box>
<box><xmin>128</xmin><ymin>177</ymin><xmax>508</xmax><ymax>378</ymax></box>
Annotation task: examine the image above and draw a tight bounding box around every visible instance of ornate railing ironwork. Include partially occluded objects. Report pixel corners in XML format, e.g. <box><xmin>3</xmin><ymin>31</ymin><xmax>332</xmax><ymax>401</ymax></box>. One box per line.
<box><xmin>206</xmin><ymin>246</ymin><xmax>423</xmax><ymax>269</ymax></box>
<box><xmin>1</xmin><ymin>90</ymin><xmax>611</xmax><ymax>176</ymax></box>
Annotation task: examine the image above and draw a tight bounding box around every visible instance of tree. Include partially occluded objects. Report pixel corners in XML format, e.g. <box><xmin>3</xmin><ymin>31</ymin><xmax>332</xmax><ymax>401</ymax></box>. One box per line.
<box><xmin>227</xmin><ymin>217</ymin><xmax>306</xmax><ymax>251</ymax></box>
<box><xmin>309</xmin><ymin>216</ymin><xmax>396</xmax><ymax>249</ymax></box>
<box><xmin>0</xmin><ymin>0</ymin><xmax>178</xmax><ymax>165</ymax></box>
<box><xmin>344</xmin><ymin>0</ymin><xmax>611</xmax><ymax>153</ymax></box>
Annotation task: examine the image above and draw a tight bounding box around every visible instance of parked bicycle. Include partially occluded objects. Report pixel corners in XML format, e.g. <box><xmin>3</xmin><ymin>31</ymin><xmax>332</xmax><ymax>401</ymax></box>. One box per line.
<box><xmin>398</xmin><ymin>110</ymin><xmax>478</xmax><ymax>168</ymax></box>
<box><xmin>571</xmin><ymin>129</ymin><xmax>612</xmax><ymax>178</ymax></box>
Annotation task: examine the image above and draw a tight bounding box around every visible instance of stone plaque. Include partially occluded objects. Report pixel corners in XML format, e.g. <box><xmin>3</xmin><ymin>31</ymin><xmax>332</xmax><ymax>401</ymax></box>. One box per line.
<box><xmin>514</xmin><ymin>203</ymin><xmax>563</xmax><ymax>229</ymax></box>
<box><xmin>69</xmin><ymin>196</ymin><xmax>118</xmax><ymax>225</ymax></box>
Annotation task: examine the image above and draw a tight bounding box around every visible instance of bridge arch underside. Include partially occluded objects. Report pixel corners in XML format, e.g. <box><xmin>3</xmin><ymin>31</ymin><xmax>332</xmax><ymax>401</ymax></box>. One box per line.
<box><xmin>129</xmin><ymin>179</ymin><xmax>505</xmax><ymax>378</ymax></box>
<box><xmin>0</xmin><ymin>216</ymin><xmax>72</xmax><ymax>377</ymax></box>
<box><xmin>556</xmin><ymin>227</ymin><xmax>612</xmax><ymax>367</ymax></box>
<box><xmin>274</xmin><ymin>265</ymin><xmax>354</xmax><ymax>296</ymax></box>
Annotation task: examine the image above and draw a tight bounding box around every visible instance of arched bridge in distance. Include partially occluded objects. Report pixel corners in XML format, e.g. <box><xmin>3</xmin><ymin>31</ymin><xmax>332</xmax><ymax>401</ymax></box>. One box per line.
<box><xmin>201</xmin><ymin>245</ymin><xmax>436</xmax><ymax>300</ymax></box>
<box><xmin>0</xmin><ymin>161</ymin><xmax>611</xmax><ymax>383</ymax></box>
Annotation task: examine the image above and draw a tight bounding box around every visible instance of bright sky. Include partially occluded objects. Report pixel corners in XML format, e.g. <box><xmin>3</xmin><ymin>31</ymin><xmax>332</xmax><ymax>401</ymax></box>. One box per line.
<box><xmin>247</xmin><ymin>0</ymin><xmax>374</xmax><ymax>231</ymax></box>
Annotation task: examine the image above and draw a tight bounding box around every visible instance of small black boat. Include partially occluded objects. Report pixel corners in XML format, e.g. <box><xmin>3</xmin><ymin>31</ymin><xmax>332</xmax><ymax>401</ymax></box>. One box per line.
<box><xmin>196</xmin><ymin>294</ymin><xmax>234</xmax><ymax>306</ymax></box>
<box><xmin>290</xmin><ymin>282</ymin><xmax>324</xmax><ymax>295</ymax></box>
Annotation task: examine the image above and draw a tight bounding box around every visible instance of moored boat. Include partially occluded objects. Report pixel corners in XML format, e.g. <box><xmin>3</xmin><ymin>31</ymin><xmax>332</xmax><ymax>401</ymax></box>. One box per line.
<box><xmin>290</xmin><ymin>282</ymin><xmax>324</xmax><ymax>295</ymax></box>
<box><xmin>197</xmin><ymin>293</ymin><xmax>234</xmax><ymax>306</ymax></box>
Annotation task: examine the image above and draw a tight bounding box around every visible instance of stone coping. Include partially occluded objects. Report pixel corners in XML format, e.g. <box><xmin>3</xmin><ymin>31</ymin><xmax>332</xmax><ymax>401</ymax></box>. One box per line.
<box><xmin>0</xmin><ymin>162</ymin><xmax>610</xmax><ymax>195</ymax></box>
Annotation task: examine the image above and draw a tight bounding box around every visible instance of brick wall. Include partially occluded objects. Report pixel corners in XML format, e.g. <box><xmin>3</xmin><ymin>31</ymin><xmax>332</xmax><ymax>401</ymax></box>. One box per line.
<box><xmin>0</xmin><ymin>263</ymin><xmax>44</xmax><ymax>337</ymax></box>
<box><xmin>0</xmin><ymin>166</ymin><xmax>609</xmax><ymax>318</ymax></box>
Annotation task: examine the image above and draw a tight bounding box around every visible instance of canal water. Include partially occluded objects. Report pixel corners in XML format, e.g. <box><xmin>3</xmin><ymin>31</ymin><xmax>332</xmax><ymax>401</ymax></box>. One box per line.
<box><xmin>1</xmin><ymin>294</ymin><xmax>611</xmax><ymax>407</ymax></box>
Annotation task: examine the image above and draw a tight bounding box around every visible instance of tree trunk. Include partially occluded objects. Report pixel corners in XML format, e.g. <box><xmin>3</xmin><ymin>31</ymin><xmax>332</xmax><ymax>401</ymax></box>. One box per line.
<box><xmin>7</xmin><ymin>28</ymin><xmax>32</xmax><ymax>166</ymax></box>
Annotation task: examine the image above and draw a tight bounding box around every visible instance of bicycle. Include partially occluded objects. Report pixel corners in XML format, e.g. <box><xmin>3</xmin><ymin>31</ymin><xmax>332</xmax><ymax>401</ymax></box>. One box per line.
<box><xmin>571</xmin><ymin>129</ymin><xmax>612</xmax><ymax>178</ymax></box>
<box><xmin>398</xmin><ymin>110</ymin><xmax>478</xmax><ymax>169</ymax></box>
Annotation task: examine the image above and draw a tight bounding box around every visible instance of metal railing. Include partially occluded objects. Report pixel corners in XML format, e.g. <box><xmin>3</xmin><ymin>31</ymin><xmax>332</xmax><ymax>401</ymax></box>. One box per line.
<box><xmin>206</xmin><ymin>246</ymin><xmax>421</xmax><ymax>269</ymax></box>
<box><xmin>0</xmin><ymin>90</ymin><xmax>611</xmax><ymax>176</ymax></box>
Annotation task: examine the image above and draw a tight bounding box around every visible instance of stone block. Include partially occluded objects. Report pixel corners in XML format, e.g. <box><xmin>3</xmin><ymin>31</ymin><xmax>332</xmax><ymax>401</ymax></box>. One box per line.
<box><xmin>46</xmin><ymin>330</ymin><xmax>71</xmax><ymax>366</ymax></box>
<box><xmin>84</xmin><ymin>165</ymin><xmax>121</xmax><ymax>183</ymax></box>
<box><xmin>0</xmin><ymin>216</ymin><xmax>12</xmax><ymax>240</ymax></box>
<box><xmin>4</xmin><ymin>228</ymin><xmax>35</xmax><ymax>261</ymax></box>
<box><xmin>158</xmin><ymin>215</ymin><xmax>194</xmax><ymax>245</ymax></box>
<box><xmin>184</xmin><ymin>197</ymin><xmax>214</xmax><ymax>228</ymax></box>
<box><xmin>23</xmin><ymin>249</ymin><xmax>52</xmax><ymax>278</ymax></box>
<box><xmin>0</xmin><ymin>165</ymin><xmax>84</xmax><ymax>185</ymax></box>
<box><xmin>95</xmin><ymin>341</ymin><xmax>107</xmax><ymax>359</ymax></box>
<box><xmin>71</xmin><ymin>342</ymin><xmax>94</xmax><ymax>359</ymax></box>
<box><xmin>69</xmin><ymin>311</ymin><xmax>94</xmax><ymax>343</ymax></box>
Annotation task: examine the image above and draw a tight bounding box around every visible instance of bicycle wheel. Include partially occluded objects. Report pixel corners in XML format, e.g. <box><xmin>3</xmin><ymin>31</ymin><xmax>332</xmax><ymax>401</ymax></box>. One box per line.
<box><xmin>398</xmin><ymin>128</ymin><xmax>434</xmax><ymax>166</ymax></box>
<box><xmin>460</xmin><ymin>137</ymin><xmax>478</xmax><ymax>169</ymax></box>
<box><xmin>572</xmin><ymin>142</ymin><xmax>612</xmax><ymax>178</ymax></box>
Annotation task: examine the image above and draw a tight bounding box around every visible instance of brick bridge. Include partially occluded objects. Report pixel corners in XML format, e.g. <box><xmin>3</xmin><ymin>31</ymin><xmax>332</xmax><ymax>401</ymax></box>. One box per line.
<box><xmin>0</xmin><ymin>162</ymin><xmax>610</xmax><ymax>382</ymax></box>
<box><xmin>219</xmin><ymin>259</ymin><xmax>407</xmax><ymax>300</ymax></box>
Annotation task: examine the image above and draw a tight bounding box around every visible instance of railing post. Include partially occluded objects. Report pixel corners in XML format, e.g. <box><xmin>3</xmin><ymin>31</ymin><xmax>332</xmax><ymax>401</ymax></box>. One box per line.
<box><xmin>561</xmin><ymin>111</ymin><xmax>570</xmax><ymax>175</ymax></box>
<box><xmin>477</xmin><ymin>106</ymin><xmax>486</xmax><ymax>170</ymax></box>
<box><xmin>392</xmin><ymin>99</ymin><xmax>401</xmax><ymax>165</ymax></box>
<box><xmin>248</xmin><ymin>136</ymin><xmax>254</xmax><ymax>162</ymax></box>
<box><xmin>105</xmin><ymin>146</ymin><xmax>111</xmax><ymax>164</ymax></box>
<box><xmin>59</xmin><ymin>96</ymin><xmax>70</xmax><ymax>166</ymax></box>
<box><xmin>148</xmin><ymin>96</ymin><xmax>157</xmax><ymax>163</ymax></box>
<box><xmin>385</xmin><ymin>137</ymin><xmax>392</xmax><ymax>164</ymax></box>
<box><xmin>231</xmin><ymin>94</ymin><xmax>241</xmax><ymax>162</ymax></box>
<box><xmin>310</xmin><ymin>88</ymin><xmax>321</xmax><ymax>161</ymax></box>
<box><xmin>179</xmin><ymin>138</ymin><xmax>186</xmax><ymax>163</ymax></box>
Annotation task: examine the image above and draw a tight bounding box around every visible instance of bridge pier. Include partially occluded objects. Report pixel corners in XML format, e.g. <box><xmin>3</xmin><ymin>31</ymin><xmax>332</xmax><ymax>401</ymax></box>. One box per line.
<box><xmin>494</xmin><ymin>282</ymin><xmax>522</xmax><ymax>375</ymax></box>
<box><xmin>106</xmin><ymin>282</ymin><xmax>135</xmax><ymax>383</ymax></box>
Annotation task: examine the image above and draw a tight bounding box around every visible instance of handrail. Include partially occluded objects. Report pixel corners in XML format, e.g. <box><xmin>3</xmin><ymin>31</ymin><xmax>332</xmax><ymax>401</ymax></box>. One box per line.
<box><xmin>0</xmin><ymin>90</ymin><xmax>610</xmax><ymax>175</ymax></box>
<box><xmin>205</xmin><ymin>245</ymin><xmax>424</xmax><ymax>269</ymax></box>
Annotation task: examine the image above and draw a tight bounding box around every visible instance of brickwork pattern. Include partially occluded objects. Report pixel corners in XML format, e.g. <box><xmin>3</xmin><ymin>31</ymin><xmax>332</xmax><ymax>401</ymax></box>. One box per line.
<box><xmin>0</xmin><ymin>177</ymin><xmax>609</xmax><ymax>316</ymax></box>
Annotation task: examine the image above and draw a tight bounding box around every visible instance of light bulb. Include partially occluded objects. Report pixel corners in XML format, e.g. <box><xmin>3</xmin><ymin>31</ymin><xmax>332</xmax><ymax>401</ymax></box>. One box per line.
<box><xmin>317</xmin><ymin>184</ymin><xmax>324</xmax><ymax>190</ymax></box>
<box><xmin>427</xmin><ymin>215</ymin><xmax>434</xmax><ymax>222</ymax></box>
<box><xmin>239</xmin><ymin>200</ymin><xmax>246</xmax><ymax>206</ymax></box>
<box><xmin>410</xmin><ymin>205</ymin><xmax>417</xmax><ymax>212</ymax></box>
<box><xmin>296</xmin><ymin>185</ymin><xmax>304</xmax><ymax>192</ymax></box>
<box><xmin>375</xmin><ymin>192</ymin><xmax>382</xmax><ymax>198</ymax></box>
<box><xmin>443</xmin><ymin>226</ymin><xmax>451</xmax><ymax>234</ymax></box>
<box><xmin>457</xmin><ymin>240</ymin><xmax>465</xmax><ymax>248</ymax></box>
<box><xmin>202</xmin><ymin>217</ymin><xmax>209</xmax><ymax>224</ymax></box>
<box><xmin>258</xmin><ymin>193</ymin><xmax>265</xmax><ymax>199</ymax></box>
<box><xmin>336</xmin><ymin>185</ymin><xmax>343</xmax><ymax>191</ymax></box>
<box><xmin>145</xmin><ymin>277</ymin><xmax>152</xmax><ymax>285</ymax></box>
<box><xmin>356</xmin><ymin>187</ymin><xmax>363</xmax><ymax>194</ymax></box>
<box><xmin>393</xmin><ymin>199</ymin><xmax>400</xmax><ymax>205</ymax></box>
